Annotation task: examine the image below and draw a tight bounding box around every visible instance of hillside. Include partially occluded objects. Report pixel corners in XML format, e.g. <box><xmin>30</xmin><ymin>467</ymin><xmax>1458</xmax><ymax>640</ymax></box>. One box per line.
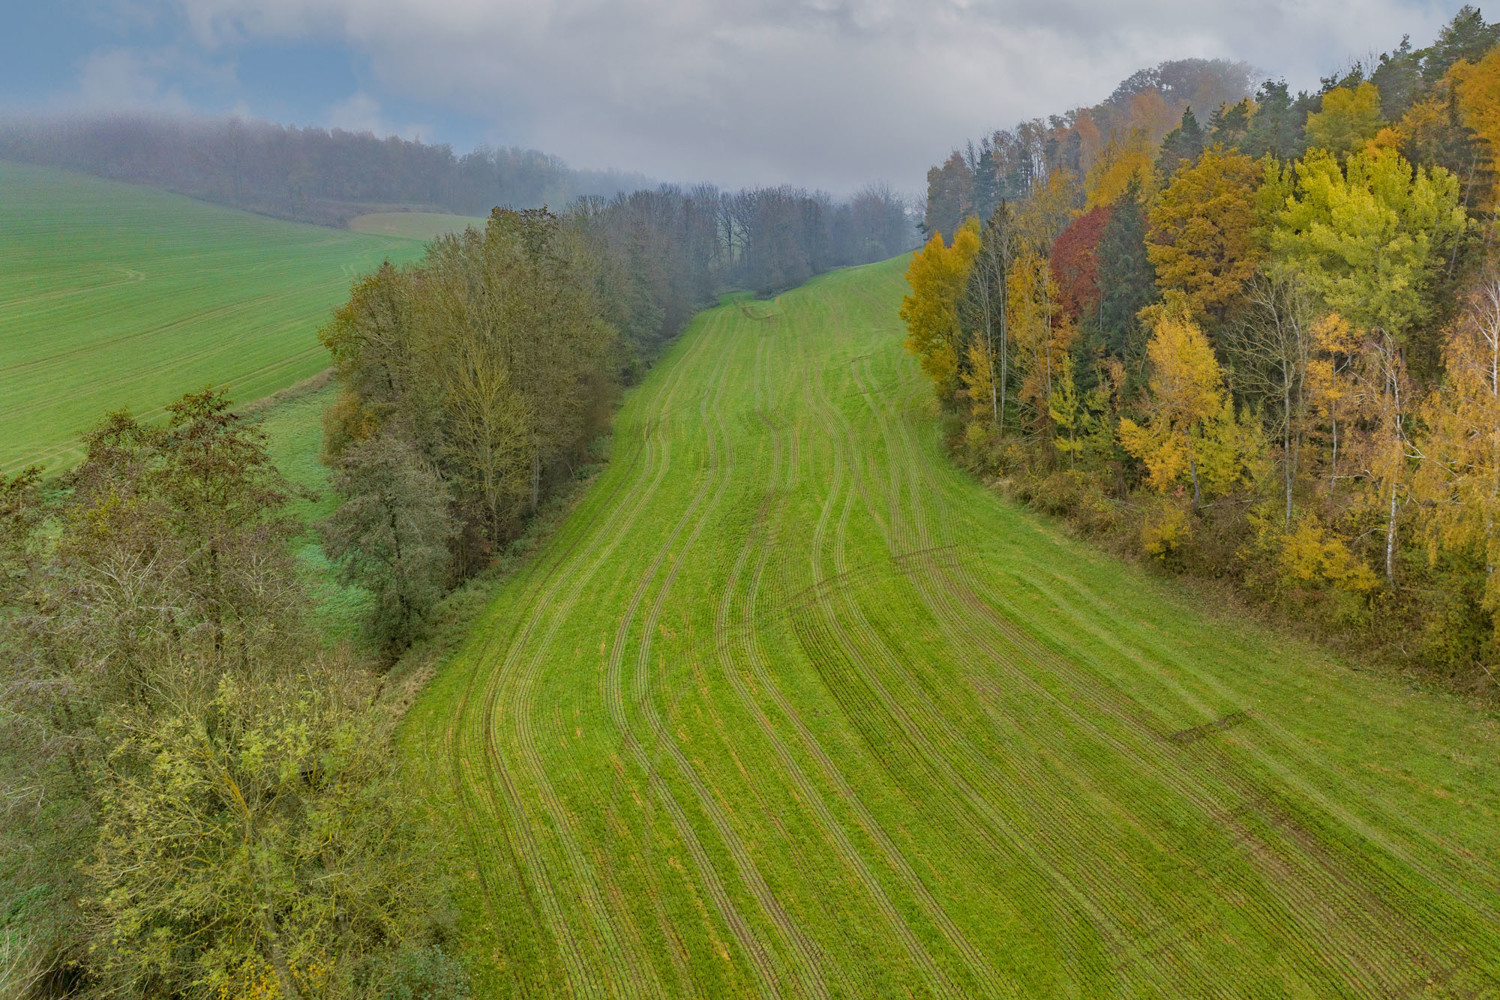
<box><xmin>348</xmin><ymin>211</ymin><xmax>489</xmax><ymax>241</ymax></box>
<box><xmin>404</xmin><ymin>257</ymin><xmax>1500</xmax><ymax>997</ymax></box>
<box><xmin>0</xmin><ymin>163</ymin><xmax>425</xmax><ymax>473</ymax></box>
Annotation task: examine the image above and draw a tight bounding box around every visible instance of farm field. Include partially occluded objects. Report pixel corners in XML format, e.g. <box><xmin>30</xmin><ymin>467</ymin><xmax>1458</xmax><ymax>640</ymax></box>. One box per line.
<box><xmin>0</xmin><ymin>162</ymin><xmax>425</xmax><ymax>473</ymax></box>
<box><xmin>348</xmin><ymin>210</ymin><xmax>488</xmax><ymax>240</ymax></box>
<box><xmin>403</xmin><ymin>257</ymin><xmax>1500</xmax><ymax>997</ymax></box>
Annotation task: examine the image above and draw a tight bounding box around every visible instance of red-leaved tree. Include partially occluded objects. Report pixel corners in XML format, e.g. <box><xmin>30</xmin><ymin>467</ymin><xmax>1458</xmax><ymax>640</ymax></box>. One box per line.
<box><xmin>1050</xmin><ymin>204</ymin><xmax>1112</xmax><ymax>323</ymax></box>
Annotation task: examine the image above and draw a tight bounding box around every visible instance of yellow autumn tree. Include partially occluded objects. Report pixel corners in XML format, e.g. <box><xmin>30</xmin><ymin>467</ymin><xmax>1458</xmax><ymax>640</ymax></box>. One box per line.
<box><xmin>1013</xmin><ymin>169</ymin><xmax>1082</xmax><ymax>255</ymax></box>
<box><xmin>1146</xmin><ymin>146</ymin><xmax>1264</xmax><ymax>324</ymax></box>
<box><xmin>1270</xmin><ymin>515</ymin><xmax>1380</xmax><ymax>593</ymax></box>
<box><xmin>1303</xmin><ymin>82</ymin><xmax>1386</xmax><ymax>160</ymax></box>
<box><xmin>1048</xmin><ymin>351</ymin><xmax>1118</xmax><ymax>470</ymax></box>
<box><xmin>1085</xmin><ymin>130</ymin><xmax>1159</xmax><ymax>208</ymax></box>
<box><xmin>960</xmin><ymin>340</ymin><xmax>998</xmax><ymax>422</ymax></box>
<box><xmin>1119</xmin><ymin>310</ymin><xmax>1261</xmax><ymax>506</ymax></box>
<box><xmin>1416</xmin><ymin>272</ymin><xmax>1500</xmax><ymax>634</ymax></box>
<box><xmin>1006</xmin><ymin>249</ymin><xmax>1077</xmax><ymax>438</ymax></box>
<box><xmin>1305</xmin><ymin>312</ymin><xmax>1363</xmax><ymax>487</ymax></box>
<box><xmin>900</xmin><ymin>220</ymin><xmax>981</xmax><ymax>403</ymax></box>
<box><xmin>1447</xmin><ymin>48</ymin><xmax>1500</xmax><ymax>206</ymax></box>
<box><xmin>1271</xmin><ymin>146</ymin><xmax>1466</xmax><ymax>345</ymax></box>
<box><xmin>1305</xmin><ymin>310</ymin><xmax>1415</xmax><ymax>585</ymax></box>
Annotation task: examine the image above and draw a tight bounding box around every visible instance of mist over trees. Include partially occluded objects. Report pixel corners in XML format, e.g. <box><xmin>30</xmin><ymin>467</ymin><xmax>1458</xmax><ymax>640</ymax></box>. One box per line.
<box><xmin>0</xmin><ymin>114</ymin><xmax>654</xmax><ymax>226</ymax></box>
<box><xmin>0</xmin><ymin>115</ymin><xmax>920</xmax><ymax>267</ymax></box>
<box><xmin>923</xmin><ymin>58</ymin><xmax>1258</xmax><ymax>241</ymax></box>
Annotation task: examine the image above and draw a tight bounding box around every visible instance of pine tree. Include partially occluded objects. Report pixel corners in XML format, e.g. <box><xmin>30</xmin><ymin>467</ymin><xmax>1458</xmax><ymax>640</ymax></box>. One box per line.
<box><xmin>1095</xmin><ymin>176</ymin><xmax>1158</xmax><ymax>363</ymax></box>
<box><xmin>1157</xmin><ymin>107</ymin><xmax>1205</xmax><ymax>176</ymax></box>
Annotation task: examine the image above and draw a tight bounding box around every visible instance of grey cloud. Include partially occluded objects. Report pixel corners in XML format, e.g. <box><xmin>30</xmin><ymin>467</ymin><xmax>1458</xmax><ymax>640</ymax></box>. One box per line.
<box><xmin>143</xmin><ymin>0</ymin><xmax>1462</xmax><ymax>191</ymax></box>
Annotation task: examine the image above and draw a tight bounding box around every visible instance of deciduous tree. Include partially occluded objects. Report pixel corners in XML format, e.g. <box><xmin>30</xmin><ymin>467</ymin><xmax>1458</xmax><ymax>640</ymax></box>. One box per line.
<box><xmin>1304</xmin><ymin>82</ymin><xmax>1387</xmax><ymax>159</ymax></box>
<box><xmin>1119</xmin><ymin>311</ymin><xmax>1238</xmax><ymax>507</ymax></box>
<box><xmin>1271</xmin><ymin>146</ymin><xmax>1466</xmax><ymax>347</ymax></box>
<box><xmin>1146</xmin><ymin>147</ymin><xmax>1265</xmax><ymax>324</ymax></box>
<box><xmin>1008</xmin><ymin>249</ymin><xmax>1077</xmax><ymax>440</ymax></box>
<box><xmin>1417</xmin><ymin>271</ymin><xmax>1500</xmax><ymax>634</ymax></box>
<box><xmin>320</xmin><ymin>435</ymin><xmax>455</xmax><ymax>651</ymax></box>
<box><xmin>901</xmin><ymin>220</ymin><xmax>982</xmax><ymax>403</ymax></box>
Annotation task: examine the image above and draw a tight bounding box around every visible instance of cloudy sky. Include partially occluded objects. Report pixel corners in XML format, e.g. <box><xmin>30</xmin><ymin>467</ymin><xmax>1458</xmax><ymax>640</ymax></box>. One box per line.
<box><xmin>1</xmin><ymin>0</ymin><xmax>1471</xmax><ymax>193</ymax></box>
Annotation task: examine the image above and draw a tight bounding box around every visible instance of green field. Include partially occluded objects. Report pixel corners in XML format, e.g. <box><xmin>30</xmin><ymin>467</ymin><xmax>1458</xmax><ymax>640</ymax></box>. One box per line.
<box><xmin>255</xmin><ymin>380</ymin><xmax>373</xmax><ymax>642</ymax></box>
<box><xmin>0</xmin><ymin>163</ymin><xmax>425</xmax><ymax>473</ymax></box>
<box><xmin>348</xmin><ymin>211</ymin><xmax>488</xmax><ymax>241</ymax></box>
<box><xmin>405</xmin><ymin>258</ymin><xmax>1500</xmax><ymax>998</ymax></box>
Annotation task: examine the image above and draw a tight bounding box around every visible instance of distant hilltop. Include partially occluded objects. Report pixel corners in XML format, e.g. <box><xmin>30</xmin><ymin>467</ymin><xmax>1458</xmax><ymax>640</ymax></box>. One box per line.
<box><xmin>0</xmin><ymin>113</ymin><xmax>656</xmax><ymax>228</ymax></box>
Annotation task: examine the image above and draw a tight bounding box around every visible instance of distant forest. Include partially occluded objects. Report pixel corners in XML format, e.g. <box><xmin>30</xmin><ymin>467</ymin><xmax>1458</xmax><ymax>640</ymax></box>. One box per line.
<box><xmin>0</xmin><ymin>115</ymin><xmax>654</xmax><ymax>226</ymax></box>
<box><xmin>0</xmin><ymin>114</ymin><xmax>917</xmax><ymax>297</ymax></box>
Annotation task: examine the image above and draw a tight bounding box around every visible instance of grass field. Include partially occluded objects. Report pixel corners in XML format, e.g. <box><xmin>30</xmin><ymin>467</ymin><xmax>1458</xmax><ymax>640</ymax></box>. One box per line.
<box><xmin>0</xmin><ymin>162</ymin><xmax>425</xmax><ymax>474</ymax></box>
<box><xmin>348</xmin><ymin>211</ymin><xmax>488</xmax><ymax>241</ymax></box>
<box><xmin>255</xmin><ymin>380</ymin><xmax>372</xmax><ymax>643</ymax></box>
<box><xmin>403</xmin><ymin>257</ymin><xmax>1500</xmax><ymax>998</ymax></box>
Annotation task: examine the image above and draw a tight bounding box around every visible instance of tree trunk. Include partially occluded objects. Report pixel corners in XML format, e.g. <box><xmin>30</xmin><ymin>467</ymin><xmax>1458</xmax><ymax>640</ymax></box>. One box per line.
<box><xmin>998</xmin><ymin>280</ymin><xmax>1008</xmax><ymax>437</ymax></box>
<box><xmin>1283</xmin><ymin>376</ymin><xmax>1294</xmax><ymax>528</ymax></box>
<box><xmin>530</xmin><ymin>445</ymin><xmax>541</xmax><ymax>512</ymax></box>
<box><xmin>1185</xmin><ymin>430</ymin><xmax>1202</xmax><ymax>514</ymax></box>
<box><xmin>1385</xmin><ymin>477</ymin><xmax>1399</xmax><ymax>586</ymax></box>
<box><xmin>1330</xmin><ymin>416</ymin><xmax>1338</xmax><ymax>490</ymax></box>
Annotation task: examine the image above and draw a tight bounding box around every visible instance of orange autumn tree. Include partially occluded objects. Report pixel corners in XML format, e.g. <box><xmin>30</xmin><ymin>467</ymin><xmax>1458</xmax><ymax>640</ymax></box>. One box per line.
<box><xmin>1146</xmin><ymin>146</ymin><xmax>1265</xmax><ymax>325</ymax></box>
<box><xmin>900</xmin><ymin>220</ymin><xmax>982</xmax><ymax>403</ymax></box>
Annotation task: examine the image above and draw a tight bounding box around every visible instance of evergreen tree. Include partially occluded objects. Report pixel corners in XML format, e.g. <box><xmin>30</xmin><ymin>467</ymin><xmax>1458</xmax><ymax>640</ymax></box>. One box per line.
<box><xmin>1245</xmin><ymin>80</ymin><xmax>1309</xmax><ymax>161</ymax></box>
<box><xmin>973</xmin><ymin>146</ymin><xmax>1003</xmax><ymax>223</ymax></box>
<box><xmin>1157</xmin><ymin>107</ymin><xmax>1205</xmax><ymax>176</ymax></box>
<box><xmin>1095</xmin><ymin>177</ymin><xmax>1158</xmax><ymax>362</ymax></box>
<box><xmin>1422</xmin><ymin>5</ymin><xmax>1498</xmax><ymax>83</ymax></box>
<box><xmin>1209</xmin><ymin>99</ymin><xmax>1253</xmax><ymax>149</ymax></box>
<box><xmin>1372</xmin><ymin>36</ymin><xmax>1424</xmax><ymax>121</ymax></box>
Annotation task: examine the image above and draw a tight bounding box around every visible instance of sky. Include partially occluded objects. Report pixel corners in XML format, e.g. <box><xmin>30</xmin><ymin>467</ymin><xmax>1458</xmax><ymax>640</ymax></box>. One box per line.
<box><xmin>0</xmin><ymin>0</ymin><xmax>1473</xmax><ymax>194</ymax></box>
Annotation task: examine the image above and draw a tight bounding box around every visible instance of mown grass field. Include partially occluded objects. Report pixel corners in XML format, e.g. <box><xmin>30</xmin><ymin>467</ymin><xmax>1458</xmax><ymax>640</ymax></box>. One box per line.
<box><xmin>0</xmin><ymin>162</ymin><xmax>425</xmax><ymax>473</ymax></box>
<box><xmin>348</xmin><ymin>211</ymin><xmax>488</xmax><ymax>241</ymax></box>
<box><xmin>403</xmin><ymin>257</ymin><xmax>1500</xmax><ymax>998</ymax></box>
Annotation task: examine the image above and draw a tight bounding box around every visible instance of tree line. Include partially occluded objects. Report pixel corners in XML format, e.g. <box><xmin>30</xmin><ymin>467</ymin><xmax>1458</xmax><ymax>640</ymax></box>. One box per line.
<box><xmin>0</xmin><ymin>114</ymin><xmax>653</xmax><ymax>226</ymax></box>
<box><xmin>321</xmin><ymin>180</ymin><xmax>913</xmax><ymax>652</ymax></box>
<box><xmin>903</xmin><ymin>5</ymin><xmax>1500</xmax><ymax>685</ymax></box>
<box><xmin>922</xmin><ymin>58</ymin><xmax>1258</xmax><ymax>241</ymax></box>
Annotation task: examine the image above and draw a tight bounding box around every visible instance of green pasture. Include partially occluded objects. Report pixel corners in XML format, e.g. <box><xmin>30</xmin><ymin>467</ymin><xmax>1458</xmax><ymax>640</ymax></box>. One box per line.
<box><xmin>255</xmin><ymin>381</ymin><xmax>372</xmax><ymax>643</ymax></box>
<box><xmin>403</xmin><ymin>257</ymin><xmax>1500</xmax><ymax>998</ymax></box>
<box><xmin>0</xmin><ymin>162</ymin><xmax>424</xmax><ymax>473</ymax></box>
<box><xmin>348</xmin><ymin>211</ymin><xmax>488</xmax><ymax>241</ymax></box>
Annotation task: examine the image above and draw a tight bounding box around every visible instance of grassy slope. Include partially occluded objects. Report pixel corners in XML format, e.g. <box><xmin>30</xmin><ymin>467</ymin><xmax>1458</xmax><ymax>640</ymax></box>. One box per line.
<box><xmin>0</xmin><ymin>162</ymin><xmax>425</xmax><ymax>474</ymax></box>
<box><xmin>255</xmin><ymin>381</ymin><xmax>371</xmax><ymax>643</ymax></box>
<box><xmin>403</xmin><ymin>257</ymin><xmax>1500</xmax><ymax>998</ymax></box>
<box><xmin>348</xmin><ymin>212</ymin><xmax>488</xmax><ymax>241</ymax></box>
